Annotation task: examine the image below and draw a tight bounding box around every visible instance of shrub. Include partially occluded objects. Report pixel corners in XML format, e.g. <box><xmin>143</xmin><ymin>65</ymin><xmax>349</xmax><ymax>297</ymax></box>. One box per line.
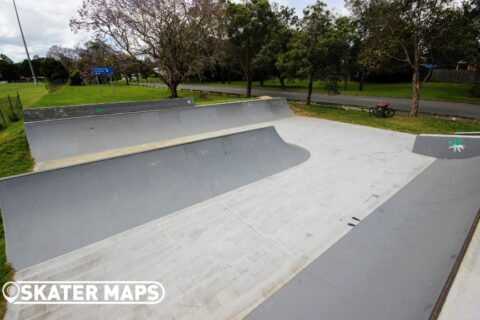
<box><xmin>470</xmin><ymin>83</ymin><xmax>480</xmax><ymax>97</ymax></box>
<box><xmin>324</xmin><ymin>76</ymin><xmax>340</xmax><ymax>95</ymax></box>
<box><xmin>69</xmin><ymin>70</ymin><xmax>83</xmax><ymax>86</ymax></box>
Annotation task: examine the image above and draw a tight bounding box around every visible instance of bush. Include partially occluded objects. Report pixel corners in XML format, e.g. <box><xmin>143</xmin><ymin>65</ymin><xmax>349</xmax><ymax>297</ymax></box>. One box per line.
<box><xmin>470</xmin><ymin>83</ymin><xmax>480</xmax><ymax>97</ymax></box>
<box><xmin>324</xmin><ymin>76</ymin><xmax>340</xmax><ymax>95</ymax></box>
<box><xmin>8</xmin><ymin>112</ymin><xmax>20</xmax><ymax>123</ymax></box>
<box><xmin>69</xmin><ymin>70</ymin><xmax>83</xmax><ymax>86</ymax></box>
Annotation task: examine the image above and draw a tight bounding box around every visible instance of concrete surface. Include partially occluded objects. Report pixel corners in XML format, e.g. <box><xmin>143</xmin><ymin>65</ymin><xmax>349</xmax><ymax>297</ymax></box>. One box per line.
<box><xmin>23</xmin><ymin>98</ymin><xmax>292</xmax><ymax>163</ymax></box>
<box><xmin>455</xmin><ymin>131</ymin><xmax>480</xmax><ymax>135</ymax></box>
<box><xmin>21</xmin><ymin>98</ymin><xmax>194</xmax><ymax>122</ymax></box>
<box><xmin>412</xmin><ymin>134</ymin><xmax>480</xmax><ymax>159</ymax></box>
<box><xmin>246</xmin><ymin>155</ymin><xmax>480</xmax><ymax>320</ymax></box>
<box><xmin>4</xmin><ymin>117</ymin><xmax>434</xmax><ymax>319</ymax></box>
<box><xmin>438</xmin><ymin>223</ymin><xmax>480</xmax><ymax>320</ymax></box>
<box><xmin>143</xmin><ymin>82</ymin><xmax>480</xmax><ymax>118</ymax></box>
<box><xmin>0</xmin><ymin>126</ymin><xmax>310</xmax><ymax>270</ymax></box>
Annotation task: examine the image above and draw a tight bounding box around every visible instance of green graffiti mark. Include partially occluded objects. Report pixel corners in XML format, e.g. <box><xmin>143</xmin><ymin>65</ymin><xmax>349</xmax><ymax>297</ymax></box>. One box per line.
<box><xmin>95</xmin><ymin>108</ymin><xmax>103</xmax><ymax>114</ymax></box>
<box><xmin>449</xmin><ymin>138</ymin><xmax>465</xmax><ymax>152</ymax></box>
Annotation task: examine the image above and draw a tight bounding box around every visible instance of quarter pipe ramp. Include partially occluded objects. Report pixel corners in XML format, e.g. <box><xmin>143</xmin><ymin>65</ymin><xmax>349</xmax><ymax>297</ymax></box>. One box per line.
<box><xmin>23</xmin><ymin>98</ymin><xmax>293</xmax><ymax>163</ymax></box>
<box><xmin>0</xmin><ymin>126</ymin><xmax>309</xmax><ymax>270</ymax></box>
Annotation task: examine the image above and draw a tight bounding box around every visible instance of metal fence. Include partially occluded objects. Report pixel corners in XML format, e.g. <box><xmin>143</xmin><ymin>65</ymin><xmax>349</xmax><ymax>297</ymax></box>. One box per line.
<box><xmin>0</xmin><ymin>93</ymin><xmax>23</xmax><ymax>129</ymax></box>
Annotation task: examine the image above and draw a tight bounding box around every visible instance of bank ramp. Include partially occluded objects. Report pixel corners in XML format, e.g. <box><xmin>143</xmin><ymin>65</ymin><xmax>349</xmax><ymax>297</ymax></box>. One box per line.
<box><xmin>23</xmin><ymin>98</ymin><xmax>293</xmax><ymax>164</ymax></box>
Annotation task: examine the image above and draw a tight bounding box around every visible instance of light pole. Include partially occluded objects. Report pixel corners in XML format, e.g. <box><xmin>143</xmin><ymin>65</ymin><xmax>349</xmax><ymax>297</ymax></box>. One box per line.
<box><xmin>12</xmin><ymin>0</ymin><xmax>38</xmax><ymax>86</ymax></box>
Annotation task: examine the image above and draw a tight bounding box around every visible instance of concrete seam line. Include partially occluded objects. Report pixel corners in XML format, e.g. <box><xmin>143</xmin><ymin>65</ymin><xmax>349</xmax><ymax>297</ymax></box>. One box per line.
<box><xmin>429</xmin><ymin>209</ymin><xmax>480</xmax><ymax>320</ymax></box>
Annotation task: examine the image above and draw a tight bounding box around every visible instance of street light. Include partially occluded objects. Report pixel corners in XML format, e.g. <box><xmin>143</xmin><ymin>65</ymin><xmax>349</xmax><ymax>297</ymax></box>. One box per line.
<box><xmin>12</xmin><ymin>0</ymin><xmax>38</xmax><ymax>86</ymax></box>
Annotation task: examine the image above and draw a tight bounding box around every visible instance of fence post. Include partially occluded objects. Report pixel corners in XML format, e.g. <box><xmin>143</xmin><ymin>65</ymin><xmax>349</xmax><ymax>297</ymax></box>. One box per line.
<box><xmin>17</xmin><ymin>92</ymin><xmax>23</xmax><ymax>109</ymax></box>
<box><xmin>0</xmin><ymin>109</ymin><xmax>6</xmax><ymax>128</ymax></box>
<box><xmin>7</xmin><ymin>95</ymin><xmax>15</xmax><ymax>113</ymax></box>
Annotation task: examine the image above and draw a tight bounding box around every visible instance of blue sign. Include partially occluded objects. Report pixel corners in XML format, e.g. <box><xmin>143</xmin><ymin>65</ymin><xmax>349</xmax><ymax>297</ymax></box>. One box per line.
<box><xmin>92</xmin><ymin>67</ymin><xmax>114</xmax><ymax>76</ymax></box>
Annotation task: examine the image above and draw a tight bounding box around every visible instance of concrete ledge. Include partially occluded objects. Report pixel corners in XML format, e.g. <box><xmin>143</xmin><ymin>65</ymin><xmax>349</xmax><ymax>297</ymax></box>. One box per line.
<box><xmin>21</xmin><ymin>98</ymin><xmax>194</xmax><ymax>122</ymax></box>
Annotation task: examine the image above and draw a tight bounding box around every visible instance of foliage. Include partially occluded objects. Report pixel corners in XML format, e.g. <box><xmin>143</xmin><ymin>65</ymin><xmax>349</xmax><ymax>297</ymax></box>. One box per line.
<box><xmin>347</xmin><ymin>0</ymin><xmax>470</xmax><ymax>116</ymax></box>
<box><xmin>71</xmin><ymin>0</ymin><xmax>225</xmax><ymax>98</ymax></box>
<box><xmin>69</xmin><ymin>70</ymin><xmax>83</xmax><ymax>86</ymax></box>
<box><xmin>225</xmin><ymin>0</ymin><xmax>277</xmax><ymax>97</ymax></box>
<box><xmin>40</xmin><ymin>57</ymin><xmax>69</xmax><ymax>82</ymax></box>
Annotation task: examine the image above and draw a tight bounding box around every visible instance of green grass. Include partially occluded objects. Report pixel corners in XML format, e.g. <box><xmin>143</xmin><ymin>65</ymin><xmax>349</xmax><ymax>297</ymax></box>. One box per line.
<box><xmin>190</xmin><ymin>80</ymin><xmax>480</xmax><ymax>105</ymax></box>
<box><xmin>0</xmin><ymin>83</ymin><xmax>48</xmax><ymax>108</ymax></box>
<box><xmin>290</xmin><ymin>102</ymin><xmax>480</xmax><ymax>134</ymax></box>
<box><xmin>28</xmin><ymin>84</ymin><xmax>250</xmax><ymax>108</ymax></box>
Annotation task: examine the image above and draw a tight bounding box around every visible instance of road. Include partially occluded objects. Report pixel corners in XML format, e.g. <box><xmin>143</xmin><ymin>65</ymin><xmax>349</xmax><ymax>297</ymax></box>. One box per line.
<box><xmin>142</xmin><ymin>82</ymin><xmax>480</xmax><ymax>119</ymax></box>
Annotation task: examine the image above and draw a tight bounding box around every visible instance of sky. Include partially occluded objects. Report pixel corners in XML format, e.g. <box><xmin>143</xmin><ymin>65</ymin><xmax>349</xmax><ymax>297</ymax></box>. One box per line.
<box><xmin>0</xmin><ymin>0</ymin><xmax>348</xmax><ymax>62</ymax></box>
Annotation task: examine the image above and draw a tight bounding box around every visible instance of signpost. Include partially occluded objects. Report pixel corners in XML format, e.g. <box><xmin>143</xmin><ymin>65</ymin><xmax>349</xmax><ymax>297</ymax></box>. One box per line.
<box><xmin>92</xmin><ymin>67</ymin><xmax>116</xmax><ymax>101</ymax></box>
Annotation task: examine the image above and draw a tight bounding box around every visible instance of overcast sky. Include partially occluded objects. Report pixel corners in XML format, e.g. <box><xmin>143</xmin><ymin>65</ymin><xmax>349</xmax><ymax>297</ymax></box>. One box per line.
<box><xmin>0</xmin><ymin>0</ymin><xmax>348</xmax><ymax>62</ymax></box>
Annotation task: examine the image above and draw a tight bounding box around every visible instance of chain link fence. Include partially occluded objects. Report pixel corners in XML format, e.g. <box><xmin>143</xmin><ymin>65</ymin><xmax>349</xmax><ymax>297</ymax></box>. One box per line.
<box><xmin>0</xmin><ymin>93</ymin><xmax>23</xmax><ymax>130</ymax></box>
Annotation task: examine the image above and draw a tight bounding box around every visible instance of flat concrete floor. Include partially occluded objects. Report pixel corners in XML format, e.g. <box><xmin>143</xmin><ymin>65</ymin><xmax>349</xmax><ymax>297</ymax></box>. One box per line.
<box><xmin>5</xmin><ymin>117</ymin><xmax>434</xmax><ymax>320</ymax></box>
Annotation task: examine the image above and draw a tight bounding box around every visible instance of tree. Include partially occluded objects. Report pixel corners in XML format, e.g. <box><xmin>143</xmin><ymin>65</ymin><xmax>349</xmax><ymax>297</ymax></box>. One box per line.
<box><xmin>41</xmin><ymin>58</ymin><xmax>69</xmax><ymax>82</ymax></box>
<box><xmin>254</xmin><ymin>5</ymin><xmax>297</xmax><ymax>89</ymax></box>
<box><xmin>0</xmin><ymin>54</ymin><xmax>19</xmax><ymax>81</ymax></box>
<box><xmin>347</xmin><ymin>0</ymin><xmax>462</xmax><ymax>116</ymax></box>
<box><xmin>282</xmin><ymin>1</ymin><xmax>335</xmax><ymax>104</ymax></box>
<box><xmin>47</xmin><ymin>45</ymin><xmax>80</xmax><ymax>70</ymax></box>
<box><xmin>71</xmin><ymin>0</ymin><xmax>225</xmax><ymax>98</ymax></box>
<box><xmin>226</xmin><ymin>0</ymin><xmax>276</xmax><ymax>97</ymax></box>
<box><xmin>69</xmin><ymin>70</ymin><xmax>83</xmax><ymax>85</ymax></box>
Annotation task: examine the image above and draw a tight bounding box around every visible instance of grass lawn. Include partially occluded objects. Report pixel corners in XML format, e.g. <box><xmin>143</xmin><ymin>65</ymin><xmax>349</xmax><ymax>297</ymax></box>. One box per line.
<box><xmin>0</xmin><ymin>83</ymin><xmax>250</xmax><ymax>109</ymax></box>
<box><xmin>0</xmin><ymin>83</ymin><xmax>48</xmax><ymax>108</ymax></box>
<box><xmin>187</xmin><ymin>79</ymin><xmax>480</xmax><ymax>105</ymax></box>
<box><xmin>290</xmin><ymin>102</ymin><xmax>480</xmax><ymax>134</ymax></box>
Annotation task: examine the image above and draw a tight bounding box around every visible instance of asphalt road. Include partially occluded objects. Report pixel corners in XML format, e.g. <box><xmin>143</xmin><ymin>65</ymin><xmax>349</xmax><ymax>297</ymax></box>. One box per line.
<box><xmin>142</xmin><ymin>82</ymin><xmax>480</xmax><ymax>119</ymax></box>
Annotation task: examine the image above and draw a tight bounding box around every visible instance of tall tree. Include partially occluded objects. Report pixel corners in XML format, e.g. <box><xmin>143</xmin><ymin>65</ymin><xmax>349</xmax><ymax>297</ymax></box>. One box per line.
<box><xmin>0</xmin><ymin>54</ymin><xmax>19</xmax><ymax>81</ymax></box>
<box><xmin>282</xmin><ymin>1</ymin><xmax>335</xmax><ymax>104</ymax></box>
<box><xmin>71</xmin><ymin>0</ymin><xmax>225</xmax><ymax>98</ymax></box>
<box><xmin>347</xmin><ymin>0</ymin><xmax>462</xmax><ymax>116</ymax></box>
<box><xmin>226</xmin><ymin>0</ymin><xmax>276</xmax><ymax>97</ymax></box>
<box><xmin>254</xmin><ymin>5</ymin><xmax>297</xmax><ymax>89</ymax></box>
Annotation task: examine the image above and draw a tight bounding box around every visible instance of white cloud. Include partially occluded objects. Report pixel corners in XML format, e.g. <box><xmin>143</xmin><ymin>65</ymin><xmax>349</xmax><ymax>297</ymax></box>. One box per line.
<box><xmin>0</xmin><ymin>0</ymin><xmax>349</xmax><ymax>63</ymax></box>
<box><xmin>0</xmin><ymin>0</ymin><xmax>90</xmax><ymax>62</ymax></box>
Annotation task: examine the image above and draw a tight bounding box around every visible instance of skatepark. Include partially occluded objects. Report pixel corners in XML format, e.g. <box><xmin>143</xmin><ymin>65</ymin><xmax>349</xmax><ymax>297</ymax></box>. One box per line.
<box><xmin>0</xmin><ymin>97</ymin><xmax>478</xmax><ymax>319</ymax></box>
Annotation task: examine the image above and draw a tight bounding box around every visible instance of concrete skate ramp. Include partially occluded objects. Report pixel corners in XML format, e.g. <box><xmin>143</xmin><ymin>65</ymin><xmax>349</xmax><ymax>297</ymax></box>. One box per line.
<box><xmin>0</xmin><ymin>126</ymin><xmax>309</xmax><ymax>270</ymax></box>
<box><xmin>412</xmin><ymin>134</ymin><xmax>480</xmax><ymax>159</ymax></box>
<box><xmin>21</xmin><ymin>98</ymin><xmax>194</xmax><ymax>122</ymax></box>
<box><xmin>24</xmin><ymin>98</ymin><xmax>293</xmax><ymax>163</ymax></box>
<box><xmin>247</xmin><ymin>155</ymin><xmax>480</xmax><ymax>320</ymax></box>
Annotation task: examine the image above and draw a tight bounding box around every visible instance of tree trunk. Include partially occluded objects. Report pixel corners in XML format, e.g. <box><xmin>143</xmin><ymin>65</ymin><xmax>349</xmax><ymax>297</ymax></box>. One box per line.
<box><xmin>279</xmin><ymin>76</ymin><xmax>286</xmax><ymax>90</ymax></box>
<box><xmin>259</xmin><ymin>78</ymin><xmax>264</xmax><ymax>86</ymax></box>
<box><xmin>246</xmin><ymin>75</ymin><xmax>253</xmax><ymax>98</ymax></box>
<box><xmin>422</xmin><ymin>68</ymin><xmax>432</xmax><ymax>85</ymax></box>
<box><xmin>221</xmin><ymin>67</ymin><xmax>225</xmax><ymax>84</ymax></box>
<box><xmin>410</xmin><ymin>48</ymin><xmax>421</xmax><ymax>117</ymax></box>
<box><xmin>307</xmin><ymin>74</ymin><xmax>314</xmax><ymax>105</ymax></box>
<box><xmin>358</xmin><ymin>73</ymin><xmax>364</xmax><ymax>91</ymax></box>
<box><xmin>167</xmin><ymin>82</ymin><xmax>179</xmax><ymax>98</ymax></box>
<box><xmin>344</xmin><ymin>73</ymin><xmax>348</xmax><ymax>91</ymax></box>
